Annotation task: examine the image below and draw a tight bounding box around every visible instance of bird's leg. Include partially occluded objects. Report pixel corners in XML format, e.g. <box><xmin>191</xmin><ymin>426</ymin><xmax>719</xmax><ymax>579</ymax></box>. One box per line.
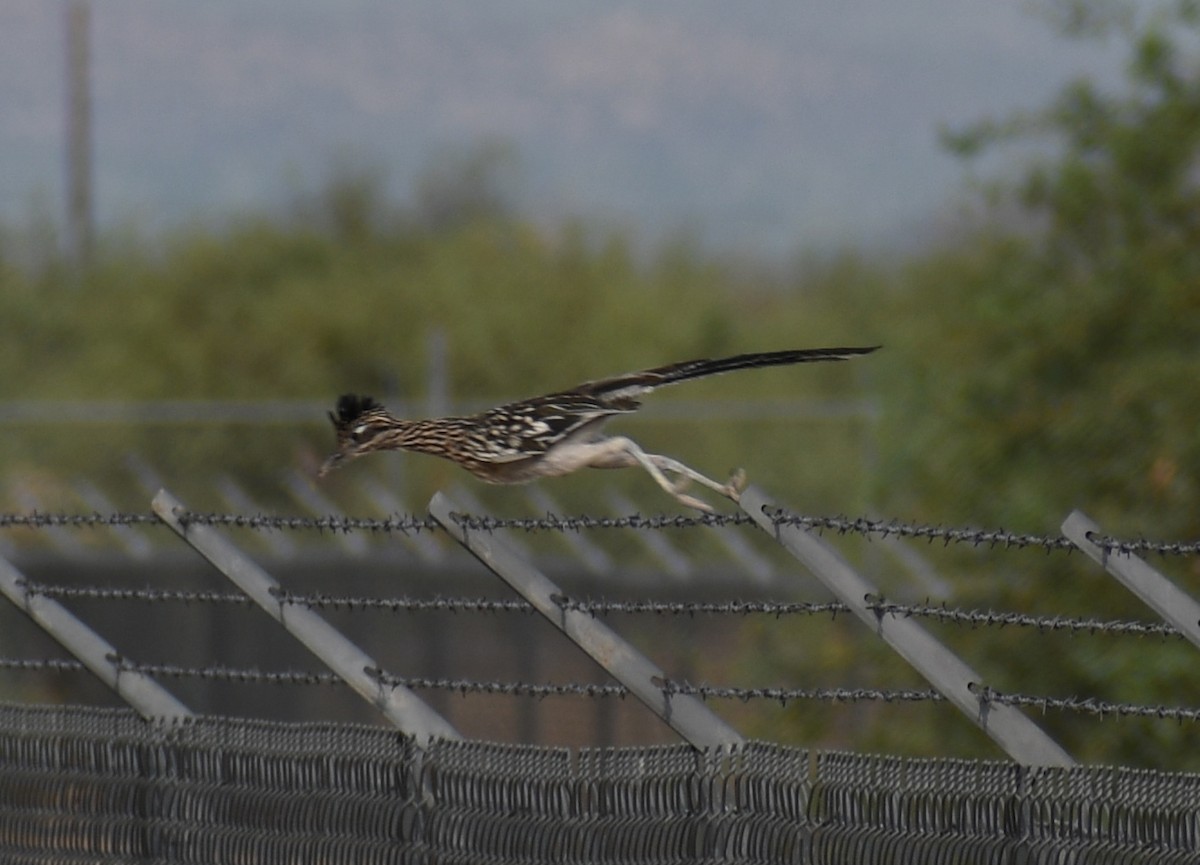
<box><xmin>646</xmin><ymin>455</ymin><xmax>744</xmax><ymax>503</ymax></box>
<box><xmin>582</xmin><ymin>436</ymin><xmax>732</xmax><ymax>511</ymax></box>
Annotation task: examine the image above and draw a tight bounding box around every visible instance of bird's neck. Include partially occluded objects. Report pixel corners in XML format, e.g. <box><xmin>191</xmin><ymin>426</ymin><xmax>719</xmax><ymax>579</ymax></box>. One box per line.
<box><xmin>379</xmin><ymin>415</ymin><xmax>468</xmax><ymax>458</ymax></box>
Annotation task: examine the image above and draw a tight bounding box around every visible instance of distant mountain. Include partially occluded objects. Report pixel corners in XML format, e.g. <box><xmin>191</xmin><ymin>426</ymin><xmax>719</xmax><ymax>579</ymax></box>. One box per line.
<box><xmin>0</xmin><ymin>0</ymin><xmax>1123</xmax><ymax>258</ymax></box>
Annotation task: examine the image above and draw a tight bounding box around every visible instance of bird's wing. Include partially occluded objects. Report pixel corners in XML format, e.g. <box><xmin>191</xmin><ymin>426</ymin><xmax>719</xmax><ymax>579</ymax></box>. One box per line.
<box><xmin>462</xmin><ymin>393</ymin><xmax>638</xmax><ymax>462</ymax></box>
<box><xmin>467</xmin><ymin>346</ymin><xmax>880</xmax><ymax>462</ymax></box>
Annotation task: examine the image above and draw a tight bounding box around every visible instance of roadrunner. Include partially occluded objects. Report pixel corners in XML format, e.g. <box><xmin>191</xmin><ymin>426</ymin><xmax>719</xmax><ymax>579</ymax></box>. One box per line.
<box><xmin>319</xmin><ymin>346</ymin><xmax>879</xmax><ymax>511</ymax></box>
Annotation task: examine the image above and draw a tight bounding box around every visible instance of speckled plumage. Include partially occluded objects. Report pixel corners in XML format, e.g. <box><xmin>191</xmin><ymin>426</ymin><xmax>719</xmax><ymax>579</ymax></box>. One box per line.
<box><xmin>320</xmin><ymin>346</ymin><xmax>879</xmax><ymax>511</ymax></box>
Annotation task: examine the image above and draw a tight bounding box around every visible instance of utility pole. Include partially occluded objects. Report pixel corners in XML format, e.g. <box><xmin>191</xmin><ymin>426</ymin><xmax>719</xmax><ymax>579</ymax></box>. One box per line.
<box><xmin>65</xmin><ymin>0</ymin><xmax>93</xmax><ymax>273</ymax></box>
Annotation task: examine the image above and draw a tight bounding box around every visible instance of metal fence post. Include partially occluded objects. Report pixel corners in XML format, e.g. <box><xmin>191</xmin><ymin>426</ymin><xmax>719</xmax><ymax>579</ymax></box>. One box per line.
<box><xmin>1063</xmin><ymin>510</ymin><xmax>1200</xmax><ymax>650</ymax></box>
<box><xmin>153</xmin><ymin>488</ymin><xmax>460</xmax><ymax>745</ymax></box>
<box><xmin>429</xmin><ymin>491</ymin><xmax>744</xmax><ymax>750</ymax></box>
<box><xmin>0</xmin><ymin>554</ymin><xmax>191</xmax><ymax>720</ymax></box>
<box><xmin>740</xmin><ymin>485</ymin><xmax>1074</xmax><ymax>767</ymax></box>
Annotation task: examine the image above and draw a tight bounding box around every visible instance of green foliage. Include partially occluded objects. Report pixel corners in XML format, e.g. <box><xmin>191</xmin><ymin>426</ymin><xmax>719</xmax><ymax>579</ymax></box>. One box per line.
<box><xmin>860</xmin><ymin>1</ymin><xmax>1200</xmax><ymax>765</ymax></box>
<box><xmin>888</xmin><ymin>3</ymin><xmax>1200</xmax><ymax>535</ymax></box>
<box><xmin>0</xmin><ymin>166</ymin><xmax>880</xmax><ymax>513</ymax></box>
<box><xmin>7</xmin><ymin>5</ymin><xmax>1200</xmax><ymax>766</ymax></box>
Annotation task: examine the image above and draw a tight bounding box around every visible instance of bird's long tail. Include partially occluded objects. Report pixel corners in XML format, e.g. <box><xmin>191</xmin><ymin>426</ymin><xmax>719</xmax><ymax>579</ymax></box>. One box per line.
<box><xmin>649</xmin><ymin>346</ymin><xmax>880</xmax><ymax>387</ymax></box>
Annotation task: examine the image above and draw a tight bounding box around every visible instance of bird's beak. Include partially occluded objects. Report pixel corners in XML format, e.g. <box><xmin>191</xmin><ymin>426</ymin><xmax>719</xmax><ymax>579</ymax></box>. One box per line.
<box><xmin>317</xmin><ymin>452</ymin><xmax>345</xmax><ymax>478</ymax></box>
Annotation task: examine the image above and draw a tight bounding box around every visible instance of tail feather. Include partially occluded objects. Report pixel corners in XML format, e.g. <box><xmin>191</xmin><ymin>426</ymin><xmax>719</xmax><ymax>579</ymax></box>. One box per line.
<box><xmin>576</xmin><ymin>346</ymin><xmax>881</xmax><ymax>400</ymax></box>
<box><xmin>650</xmin><ymin>346</ymin><xmax>880</xmax><ymax>387</ymax></box>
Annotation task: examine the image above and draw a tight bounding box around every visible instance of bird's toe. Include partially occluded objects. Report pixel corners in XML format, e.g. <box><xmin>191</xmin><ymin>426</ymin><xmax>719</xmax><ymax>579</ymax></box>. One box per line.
<box><xmin>726</xmin><ymin>468</ymin><xmax>747</xmax><ymax>496</ymax></box>
<box><xmin>675</xmin><ymin>492</ymin><xmax>715</xmax><ymax>513</ymax></box>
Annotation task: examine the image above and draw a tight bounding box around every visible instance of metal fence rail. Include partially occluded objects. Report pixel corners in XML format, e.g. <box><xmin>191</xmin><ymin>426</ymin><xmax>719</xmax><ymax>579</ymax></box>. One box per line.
<box><xmin>4</xmin><ymin>490</ymin><xmax>1200</xmax><ymax>858</ymax></box>
<box><xmin>4</xmin><ymin>492</ymin><xmax>1200</xmax><ymax>747</ymax></box>
<box><xmin>0</xmin><ymin>702</ymin><xmax>1197</xmax><ymax>864</ymax></box>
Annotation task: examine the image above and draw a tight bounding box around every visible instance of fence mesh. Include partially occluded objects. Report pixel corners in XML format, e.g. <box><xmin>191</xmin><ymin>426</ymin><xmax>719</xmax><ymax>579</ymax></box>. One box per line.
<box><xmin>1</xmin><ymin>703</ymin><xmax>1198</xmax><ymax>864</ymax></box>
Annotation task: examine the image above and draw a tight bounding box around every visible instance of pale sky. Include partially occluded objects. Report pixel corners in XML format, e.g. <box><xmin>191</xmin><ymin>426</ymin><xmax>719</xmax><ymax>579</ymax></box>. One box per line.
<box><xmin>0</xmin><ymin>1</ymin><xmax>1127</xmax><ymax>258</ymax></box>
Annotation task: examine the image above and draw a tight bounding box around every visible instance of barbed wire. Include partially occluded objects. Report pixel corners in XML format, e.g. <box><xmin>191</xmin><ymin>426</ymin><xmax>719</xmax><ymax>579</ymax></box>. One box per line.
<box><xmin>0</xmin><ymin>657</ymin><xmax>958</xmax><ymax>705</ymax></box>
<box><xmin>181</xmin><ymin>512</ymin><xmax>440</xmax><ymax>534</ymax></box>
<box><xmin>17</xmin><ymin>580</ymin><xmax>1182</xmax><ymax>639</ymax></box>
<box><xmin>23</xmin><ymin>583</ymin><xmax>254</xmax><ymax>607</ymax></box>
<box><xmin>761</xmin><ymin>510</ymin><xmax>1073</xmax><ymax>552</ymax></box>
<box><xmin>974</xmin><ymin>686</ymin><xmax>1200</xmax><ymax>724</ymax></box>
<box><xmin>1</xmin><ymin>507</ymin><xmax>1197</xmax><ymax>556</ymax></box>
<box><xmin>858</xmin><ymin>601</ymin><xmax>1180</xmax><ymax>638</ymax></box>
<box><xmin>0</xmin><ymin>511</ymin><xmax>162</xmax><ymax>529</ymax></box>
<box><xmin>655</xmin><ymin>681</ymin><xmax>944</xmax><ymax>706</ymax></box>
<box><xmin>0</xmin><ymin>510</ymin><xmax>439</xmax><ymax>534</ymax></box>
<box><xmin>6</xmin><ymin>656</ymin><xmax>1199</xmax><ymax>722</ymax></box>
<box><xmin>0</xmin><ymin>657</ymin><xmax>344</xmax><ymax>687</ymax></box>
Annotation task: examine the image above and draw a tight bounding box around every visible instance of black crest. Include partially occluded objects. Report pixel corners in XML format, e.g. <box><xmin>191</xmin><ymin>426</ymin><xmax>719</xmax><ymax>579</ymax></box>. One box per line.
<box><xmin>329</xmin><ymin>393</ymin><xmax>382</xmax><ymax>430</ymax></box>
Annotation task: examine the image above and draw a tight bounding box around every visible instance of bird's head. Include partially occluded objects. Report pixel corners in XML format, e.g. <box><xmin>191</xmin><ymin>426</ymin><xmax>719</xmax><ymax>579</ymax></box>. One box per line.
<box><xmin>318</xmin><ymin>394</ymin><xmax>396</xmax><ymax>477</ymax></box>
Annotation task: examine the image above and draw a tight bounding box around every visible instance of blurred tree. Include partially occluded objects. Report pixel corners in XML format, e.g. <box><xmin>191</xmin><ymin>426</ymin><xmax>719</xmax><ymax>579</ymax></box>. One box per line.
<box><xmin>415</xmin><ymin>139</ymin><xmax>521</xmax><ymax>231</ymax></box>
<box><xmin>898</xmin><ymin>0</ymin><xmax>1200</xmax><ymax>532</ymax></box>
<box><xmin>289</xmin><ymin>160</ymin><xmax>397</xmax><ymax>243</ymax></box>
<box><xmin>843</xmin><ymin>0</ymin><xmax>1200</xmax><ymax>765</ymax></box>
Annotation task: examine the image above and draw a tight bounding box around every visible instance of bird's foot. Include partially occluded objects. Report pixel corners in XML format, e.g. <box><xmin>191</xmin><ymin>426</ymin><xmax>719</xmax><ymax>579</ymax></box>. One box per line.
<box><xmin>722</xmin><ymin>468</ymin><xmax>747</xmax><ymax>502</ymax></box>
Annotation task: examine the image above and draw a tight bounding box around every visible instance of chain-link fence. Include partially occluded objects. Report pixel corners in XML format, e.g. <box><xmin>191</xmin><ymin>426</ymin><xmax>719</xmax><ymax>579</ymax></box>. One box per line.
<box><xmin>2</xmin><ymin>702</ymin><xmax>1198</xmax><ymax>864</ymax></box>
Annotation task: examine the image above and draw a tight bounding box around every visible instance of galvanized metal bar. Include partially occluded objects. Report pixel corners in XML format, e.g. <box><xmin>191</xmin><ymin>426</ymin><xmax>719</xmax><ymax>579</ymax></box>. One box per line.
<box><xmin>429</xmin><ymin>491</ymin><xmax>744</xmax><ymax>749</ymax></box>
<box><xmin>878</xmin><ymin>534</ymin><xmax>952</xmax><ymax>600</ymax></box>
<box><xmin>14</xmin><ymin>486</ymin><xmax>85</xmax><ymax>556</ymax></box>
<box><xmin>357</xmin><ymin>478</ymin><xmax>446</xmax><ymax>564</ymax></box>
<box><xmin>741</xmin><ymin>485</ymin><xmax>1074</xmax><ymax>767</ymax></box>
<box><xmin>215</xmin><ymin>475</ymin><xmax>298</xmax><ymax>560</ymax></box>
<box><xmin>74</xmin><ymin>478</ymin><xmax>154</xmax><ymax>559</ymax></box>
<box><xmin>153</xmin><ymin>488</ymin><xmax>460</xmax><ymax>745</ymax></box>
<box><xmin>710</xmin><ymin>520</ymin><xmax>774</xmax><ymax>585</ymax></box>
<box><xmin>0</xmin><ymin>554</ymin><xmax>192</xmax><ymax>720</ymax></box>
<box><xmin>524</xmin><ymin>487</ymin><xmax>614</xmax><ymax>576</ymax></box>
<box><xmin>1063</xmin><ymin>509</ymin><xmax>1200</xmax><ymax>651</ymax></box>
<box><xmin>281</xmin><ymin>470</ymin><xmax>371</xmax><ymax>557</ymax></box>
<box><xmin>607</xmin><ymin>490</ymin><xmax>692</xmax><ymax>581</ymax></box>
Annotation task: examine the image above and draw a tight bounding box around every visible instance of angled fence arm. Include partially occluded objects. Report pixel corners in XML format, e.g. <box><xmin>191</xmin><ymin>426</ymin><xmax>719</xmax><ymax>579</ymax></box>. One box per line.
<box><xmin>740</xmin><ymin>486</ymin><xmax>1074</xmax><ymax>767</ymax></box>
<box><xmin>429</xmin><ymin>491</ymin><xmax>744</xmax><ymax>750</ymax></box>
<box><xmin>0</xmin><ymin>554</ymin><xmax>192</xmax><ymax>720</ymax></box>
<box><xmin>1062</xmin><ymin>509</ymin><xmax>1200</xmax><ymax>650</ymax></box>
<box><xmin>153</xmin><ymin>488</ymin><xmax>460</xmax><ymax>745</ymax></box>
